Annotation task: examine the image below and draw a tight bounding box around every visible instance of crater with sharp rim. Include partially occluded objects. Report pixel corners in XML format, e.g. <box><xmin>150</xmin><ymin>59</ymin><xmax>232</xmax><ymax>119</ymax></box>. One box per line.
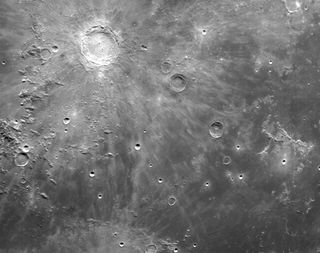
<box><xmin>80</xmin><ymin>25</ymin><xmax>120</xmax><ymax>66</ymax></box>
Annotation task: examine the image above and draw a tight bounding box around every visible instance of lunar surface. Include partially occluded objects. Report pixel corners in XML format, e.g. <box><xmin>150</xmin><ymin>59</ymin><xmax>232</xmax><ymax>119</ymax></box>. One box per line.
<box><xmin>1</xmin><ymin>0</ymin><xmax>320</xmax><ymax>252</ymax></box>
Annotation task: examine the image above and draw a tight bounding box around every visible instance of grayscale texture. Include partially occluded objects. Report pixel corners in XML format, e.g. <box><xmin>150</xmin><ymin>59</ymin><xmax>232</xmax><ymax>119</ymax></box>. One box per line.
<box><xmin>0</xmin><ymin>0</ymin><xmax>320</xmax><ymax>252</ymax></box>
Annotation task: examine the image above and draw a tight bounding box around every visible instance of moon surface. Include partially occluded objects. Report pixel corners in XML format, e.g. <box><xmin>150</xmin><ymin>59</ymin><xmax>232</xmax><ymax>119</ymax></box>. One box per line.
<box><xmin>0</xmin><ymin>0</ymin><xmax>320</xmax><ymax>252</ymax></box>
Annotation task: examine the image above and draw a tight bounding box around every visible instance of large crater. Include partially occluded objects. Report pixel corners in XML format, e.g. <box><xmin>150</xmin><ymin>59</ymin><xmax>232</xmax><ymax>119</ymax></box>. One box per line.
<box><xmin>80</xmin><ymin>25</ymin><xmax>120</xmax><ymax>66</ymax></box>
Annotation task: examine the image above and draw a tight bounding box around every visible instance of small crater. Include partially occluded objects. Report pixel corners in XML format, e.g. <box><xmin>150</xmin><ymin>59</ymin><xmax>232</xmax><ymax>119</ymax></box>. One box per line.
<box><xmin>141</xmin><ymin>44</ymin><xmax>148</xmax><ymax>50</ymax></box>
<box><xmin>63</xmin><ymin>117</ymin><xmax>70</xmax><ymax>125</ymax></box>
<box><xmin>223</xmin><ymin>155</ymin><xmax>231</xmax><ymax>165</ymax></box>
<box><xmin>146</xmin><ymin>244</ymin><xmax>157</xmax><ymax>253</ymax></box>
<box><xmin>52</xmin><ymin>45</ymin><xmax>59</xmax><ymax>52</ymax></box>
<box><xmin>283</xmin><ymin>0</ymin><xmax>301</xmax><ymax>13</ymax></box>
<box><xmin>160</xmin><ymin>60</ymin><xmax>173</xmax><ymax>74</ymax></box>
<box><xmin>89</xmin><ymin>171</ymin><xmax>95</xmax><ymax>178</ymax></box>
<box><xmin>40</xmin><ymin>48</ymin><xmax>51</xmax><ymax>60</ymax></box>
<box><xmin>21</xmin><ymin>144</ymin><xmax>30</xmax><ymax>153</ymax></box>
<box><xmin>158</xmin><ymin>178</ymin><xmax>163</xmax><ymax>184</ymax></box>
<box><xmin>98</xmin><ymin>193</ymin><xmax>103</xmax><ymax>199</ymax></box>
<box><xmin>168</xmin><ymin>195</ymin><xmax>177</xmax><ymax>206</ymax></box>
<box><xmin>119</xmin><ymin>241</ymin><xmax>125</xmax><ymax>248</ymax></box>
<box><xmin>135</xmin><ymin>143</ymin><xmax>141</xmax><ymax>151</ymax></box>
<box><xmin>14</xmin><ymin>152</ymin><xmax>29</xmax><ymax>167</ymax></box>
<box><xmin>107</xmin><ymin>152</ymin><xmax>114</xmax><ymax>158</ymax></box>
<box><xmin>209</xmin><ymin>121</ymin><xmax>224</xmax><ymax>138</ymax></box>
<box><xmin>170</xmin><ymin>74</ymin><xmax>187</xmax><ymax>92</ymax></box>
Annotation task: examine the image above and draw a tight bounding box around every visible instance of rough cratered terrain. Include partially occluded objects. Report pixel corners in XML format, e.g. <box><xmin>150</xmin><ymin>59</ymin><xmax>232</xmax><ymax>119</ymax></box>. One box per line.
<box><xmin>1</xmin><ymin>0</ymin><xmax>320</xmax><ymax>252</ymax></box>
